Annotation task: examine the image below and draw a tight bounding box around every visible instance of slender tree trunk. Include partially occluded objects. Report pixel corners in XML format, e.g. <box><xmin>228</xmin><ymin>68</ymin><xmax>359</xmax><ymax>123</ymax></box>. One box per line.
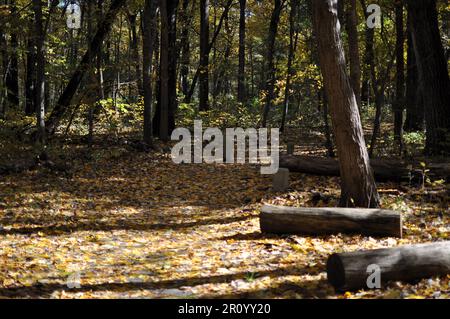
<box><xmin>87</xmin><ymin>0</ymin><xmax>95</xmax><ymax>148</ymax></box>
<box><xmin>33</xmin><ymin>0</ymin><xmax>46</xmax><ymax>145</ymax></box>
<box><xmin>159</xmin><ymin>0</ymin><xmax>170</xmax><ymax>141</ymax></box>
<box><xmin>152</xmin><ymin>10</ymin><xmax>161</xmax><ymax>136</ymax></box>
<box><xmin>360</xmin><ymin>0</ymin><xmax>374</xmax><ymax>106</ymax></box>
<box><xmin>199</xmin><ymin>0</ymin><xmax>210</xmax><ymax>111</ymax></box>
<box><xmin>404</xmin><ymin>22</ymin><xmax>424</xmax><ymax>132</ymax></box>
<box><xmin>261</xmin><ymin>0</ymin><xmax>284</xmax><ymax>127</ymax></box>
<box><xmin>237</xmin><ymin>0</ymin><xmax>246</xmax><ymax>103</ymax></box>
<box><xmin>168</xmin><ymin>0</ymin><xmax>179</xmax><ymax>134</ymax></box>
<box><xmin>129</xmin><ymin>13</ymin><xmax>143</xmax><ymax>96</ymax></box>
<box><xmin>249</xmin><ymin>40</ymin><xmax>255</xmax><ymax>97</ymax></box>
<box><xmin>5</xmin><ymin>0</ymin><xmax>19</xmax><ymax>109</ymax></box>
<box><xmin>369</xmin><ymin>92</ymin><xmax>384</xmax><ymax>157</ymax></box>
<box><xmin>312</xmin><ymin>0</ymin><xmax>380</xmax><ymax>208</ymax></box>
<box><xmin>180</xmin><ymin>0</ymin><xmax>191</xmax><ymax>97</ymax></box>
<box><xmin>0</xmin><ymin>27</ymin><xmax>6</xmax><ymax>118</ymax></box>
<box><xmin>281</xmin><ymin>0</ymin><xmax>298</xmax><ymax>133</ymax></box>
<box><xmin>406</xmin><ymin>0</ymin><xmax>450</xmax><ymax>155</ymax></box>
<box><xmin>25</xmin><ymin>16</ymin><xmax>36</xmax><ymax>116</ymax></box>
<box><xmin>393</xmin><ymin>1</ymin><xmax>405</xmax><ymax>154</ymax></box>
<box><xmin>96</xmin><ymin>0</ymin><xmax>105</xmax><ymax>101</ymax></box>
<box><xmin>346</xmin><ymin>0</ymin><xmax>361</xmax><ymax>109</ymax></box>
<box><xmin>143</xmin><ymin>0</ymin><xmax>157</xmax><ymax>146</ymax></box>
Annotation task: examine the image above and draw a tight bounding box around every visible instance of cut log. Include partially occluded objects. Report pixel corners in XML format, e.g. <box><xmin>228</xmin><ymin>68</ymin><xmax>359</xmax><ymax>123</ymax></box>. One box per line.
<box><xmin>260</xmin><ymin>205</ymin><xmax>402</xmax><ymax>238</ymax></box>
<box><xmin>327</xmin><ymin>241</ymin><xmax>450</xmax><ymax>291</ymax></box>
<box><xmin>279</xmin><ymin>155</ymin><xmax>450</xmax><ymax>182</ymax></box>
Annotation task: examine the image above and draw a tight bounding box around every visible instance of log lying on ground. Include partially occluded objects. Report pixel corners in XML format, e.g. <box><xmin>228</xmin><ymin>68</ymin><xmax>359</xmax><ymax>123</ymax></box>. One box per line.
<box><xmin>327</xmin><ymin>241</ymin><xmax>450</xmax><ymax>291</ymax></box>
<box><xmin>260</xmin><ymin>205</ymin><xmax>402</xmax><ymax>238</ymax></box>
<box><xmin>280</xmin><ymin>155</ymin><xmax>450</xmax><ymax>182</ymax></box>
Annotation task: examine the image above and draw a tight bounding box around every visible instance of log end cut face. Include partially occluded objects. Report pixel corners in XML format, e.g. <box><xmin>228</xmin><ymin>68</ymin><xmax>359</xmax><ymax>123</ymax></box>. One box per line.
<box><xmin>327</xmin><ymin>253</ymin><xmax>346</xmax><ymax>290</ymax></box>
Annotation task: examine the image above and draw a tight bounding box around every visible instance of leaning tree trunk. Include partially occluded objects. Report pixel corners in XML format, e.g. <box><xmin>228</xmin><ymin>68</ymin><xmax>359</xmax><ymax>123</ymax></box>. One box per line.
<box><xmin>406</xmin><ymin>0</ymin><xmax>450</xmax><ymax>155</ymax></box>
<box><xmin>46</xmin><ymin>0</ymin><xmax>127</xmax><ymax>135</ymax></box>
<box><xmin>312</xmin><ymin>0</ymin><xmax>380</xmax><ymax>208</ymax></box>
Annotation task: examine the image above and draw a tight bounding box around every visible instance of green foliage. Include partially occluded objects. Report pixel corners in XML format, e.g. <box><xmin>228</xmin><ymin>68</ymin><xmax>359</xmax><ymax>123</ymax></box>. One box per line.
<box><xmin>177</xmin><ymin>97</ymin><xmax>260</xmax><ymax>129</ymax></box>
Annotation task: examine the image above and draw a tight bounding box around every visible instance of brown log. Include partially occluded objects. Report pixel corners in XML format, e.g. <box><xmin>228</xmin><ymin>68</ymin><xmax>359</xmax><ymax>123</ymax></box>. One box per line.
<box><xmin>327</xmin><ymin>241</ymin><xmax>450</xmax><ymax>291</ymax></box>
<box><xmin>280</xmin><ymin>155</ymin><xmax>450</xmax><ymax>182</ymax></box>
<box><xmin>260</xmin><ymin>205</ymin><xmax>402</xmax><ymax>238</ymax></box>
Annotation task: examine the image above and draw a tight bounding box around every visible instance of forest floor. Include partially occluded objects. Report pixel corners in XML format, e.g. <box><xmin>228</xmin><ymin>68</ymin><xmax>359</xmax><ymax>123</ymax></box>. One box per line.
<box><xmin>0</xmin><ymin>129</ymin><xmax>449</xmax><ymax>299</ymax></box>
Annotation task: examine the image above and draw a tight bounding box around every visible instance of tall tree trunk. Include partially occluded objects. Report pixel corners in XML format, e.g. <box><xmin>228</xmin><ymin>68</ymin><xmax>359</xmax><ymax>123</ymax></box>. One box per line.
<box><xmin>152</xmin><ymin>10</ymin><xmax>161</xmax><ymax>136</ymax></box>
<box><xmin>5</xmin><ymin>0</ymin><xmax>19</xmax><ymax>109</ymax></box>
<box><xmin>168</xmin><ymin>0</ymin><xmax>179</xmax><ymax>134</ymax></box>
<box><xmin>403</xmin><ymin>22</ymin><xmax>424</xmax><ymax>133</ymax></box>
<box><xmin>346</xmin><ymin>0</ymin><xmax>361</xmax><ymax>108</ymax></box>
<box><xmin>46</xmin><ymin>0</ymin><xmax>127</xmax><ymax>135</ymax></box>
<box><xmin>143</xmin><ymin>0</ymin><xmax>157</xmax><ymax>145</ymax></box>
<box><xmin>129</xmin><ymin>13</ymin><xmax>143</xmax><ymax>96</ymax></box>
<box><xmin>281</xmin><ymin>0</ymin><xmax>298</xmax><ymax>133</ymax></box>
<box><xmin>261</xmin><ymin>0</ymin><xmax>284</xmax><ymax>127</ymax></box>
<box><xmin>159</xmin><ymin>0</ymin><xmax>170</xmax><ymax>141</ymax></box>
<box><xmin>25</xmin><ymin>16</ymin><xmax>36</xmax><ymax>116</ymax></box>
<box><xmin>87</xmin><ymin>0</ymin><xmax>95</xmax><ymax>148</ymax></box>
<box><xmin>179</xmin><ymin>0</ymin><xmax>191</xmax><ymax>97</ymax></box>
<box><xmin>199</xmin><ymin>0</ymin><xmax>210</xmax><ymax>111</ymax></box>
<box><xmin>237</xmin><ymin>0</ymin><xmax>246</xmax><ymax>103</ymax></box>
<box><xmin>96</xmin><ymin>0</ymin><xmax>105</xmax><ymax>101</ymax></box>
<box><xmin>0</xmin><ymin>27</ymin><xmax>6</xmax><ymax>118</ymax></box>
<box><xmin>393</xmin><ymin>1</ymin><xmax>405</xmax><ymax>154</ymax></box>
<box><xmin>406</xmin><ymin>0</ymin><xmax>450</xmax><ymax>155</ymax></box>
<box><xmin>33</xmin><ymin>0</ymin><xmax>46</xmax><ymax>145</ymax></box>
<box><xmin>312</xmin><ymin>0</ymin><xmax>380</xmax><ymax>208</ymax></box>
<box><xmin>360</xmin><ymin>0</ymin><xmax>374</xmax><ymax>106</ymax></box>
